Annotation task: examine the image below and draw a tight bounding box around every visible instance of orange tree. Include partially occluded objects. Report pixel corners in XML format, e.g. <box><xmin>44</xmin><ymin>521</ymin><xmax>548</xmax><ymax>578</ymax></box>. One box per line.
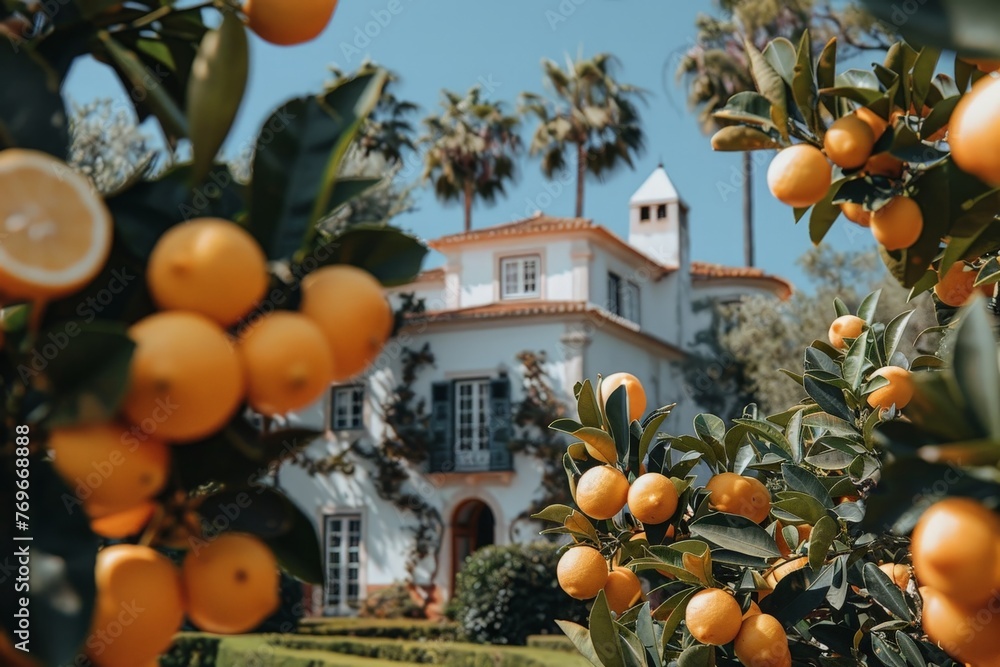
<box><xmin>0</xmin><ymin>1</ymin><xmax>425</xmax><ymax>666</ymax></box>
<box><xmin>705</xmin><ymin>6</ymin><xmax>1000</xmax><ymax>299</ymax></box>
<box><xmin>536</xmin><ymin>293</ymin><xmax>1000</xmax><ymax>666</ymax></box>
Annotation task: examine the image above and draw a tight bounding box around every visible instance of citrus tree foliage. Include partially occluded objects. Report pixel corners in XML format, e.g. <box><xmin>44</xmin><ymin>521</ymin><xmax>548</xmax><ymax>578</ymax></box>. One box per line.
<box><xmin>717</xmin><ymin>247</ymin><xmax>935</xmax><ymax>414</ymax></box>
<box><xmin>535</xmin><ymin>293</ymin><xmax>1000</xmax><ymax>666</ymax></box>
<box><xmin>0</xmin><ymin>2</ymin><xmax>426</xmax><ymax>664</ymax></box>
<box><xmin>708</xmin><ymin>26</ymin><xmax>1000</xmax><ymax>293</ymax></box>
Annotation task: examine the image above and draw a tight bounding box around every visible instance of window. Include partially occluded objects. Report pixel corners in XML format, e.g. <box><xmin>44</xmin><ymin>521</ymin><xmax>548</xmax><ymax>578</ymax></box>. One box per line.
<box><xmin>657</xmin><ymin>203</ymin><xmax>668</xmax><ymax>220</ymax></box>
<box><xmin>607</xmin><ymin>273</ymin><xmax>621</xmax><ymax>315</ymax></box>
<box><xmin>324</xmin><ymin>515</ymin><xmax>362</xmax><ymax>611</ymax></box>
<box><xmin>639</xmin><ymin>206</ymin><xmax>650</xmax><ymax>221</ymax></box>
<box><xmin>500</xmin><ymin>255</ymin><xmax>540</xmax><ymax>299</ymax></box>
<box><xmin>607</xmin><ymin>273</ymin><xmax>640</xmax><ymax>324</ymax></box>
<box><xmin>454</xmin><ymin>379</ymin><xmax>491</xmax><ymax>470</ymax></box>
<box><xmin>331</xmin><ymin>386</ymin><xmax>364</xmax><ymax>430</ymax></box>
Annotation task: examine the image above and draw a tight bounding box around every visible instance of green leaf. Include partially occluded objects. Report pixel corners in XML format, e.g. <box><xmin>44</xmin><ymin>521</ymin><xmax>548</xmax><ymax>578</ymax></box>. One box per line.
<box><xmin>921</xmin><ymin>95</ymin><xmax>961</xmax><ymax>141</ymax></box>
<box><xmin>809</xmin><ymin>180</ymin><xmax>845</xmax><ymax>244</ymax></box>
<box><xmin>733</xmin><ymin>418</ymin><xmax>793</xmax><ymax>457</ymax></box>
<box><xmin>550</xmin><ymin>418</ymin><xmax>584</xmax><ymax>434</ymax></box>
<box><xmin>41</xmin><ymin>322</ymin><xmax>135</xmax><ymax>427</ymax></box>
<box><xmin>858</xmin><ymin>290</ymin><xmax>882</xmax><ymax>322</ymax></box>
<box><xmin>316</xmin><ymin>224</ymin><xmax>427</xmax><ymax>286</ymax></box>
<box><xmin>556</xmin><ymin>621</ymin><xmax>603</xmax><ymax>667</ymax></box>
<box><xmin>864</xmin><ymin>562</ymin><xmax>913</xmax><ymax>620</ymax></box>
<box><xmin>653</xmin><ymin>586</ymin><xmax>698</xmax><ymax>646</ymax></box>
<box><xmin>639</xmin><ymin>412</ymin><xmax>671</xmax><ymax>474</ymax></box>
<box><xmin>792</xmin><ymin>30</ymin><xmax>821</xmax><ymax>136</ymax></box>
<box><xmin>0</xmin><ymin>39</ymin><xmax>68</xmax><ymax>158</ymax></box>
<box><xmin>953</xmin><ymin>300</ymin><xmax>1000</xmax><ymax>439</ymax></box>
<box><xmin>531</xmin><ymin>504</ymin><xmax>575</xmax><ymax>524</ymax></box>
<box><xmin>763</xmin><ymin>38</ymin><xmax>798</xmax><ymax>85</ymax></box>
<box><xmin>605</xmin><ymin>385</ymin><xmax>631</xmax><ymax>464</ymax></box>
<box><xmin>808</xmin><ymin>515</ymin><xmax>838</xmax><ymax>571</ymax></box>
<box><xmin>577</xmin><ymin>380</ymin><xmax>603</xmax><ymax>428</ymax></box>
<box><xmin>842</xmin><ymin>329</ymin><xmax>871</xmax><ymax>392</ymax></box>
<box><xmin>710</xmin><ymin>125</ymin><xmax>782</xmax><ymax>151</ymax></box>
<box><xmin>100</xmin><ymin>32</ymin><xmax>188</xmax><ymax>139</ymax></box>
<box><xmin>186</xmin><ymin>10</ymin><xmax>249</xmax><ymax>186</ymax></box>
<box><xmin>677</xmin><ymin>644</ymin><xmax>715</xmax><ymax>667</ymax></box>
<box><xmin>882</xmin><ymin>310</ymin><xmax>916</xmax><ymax>362</ymax></box>
<box><xmin>106</xmin><ymin>164</ymin><xmax>246</xmax><ymax>259</ymax></box>
<box><xmin>909</xmin><ymin>47</ymin><xmax>941</xmax><ymax>112</ymax></box>
<box><xmin>895</xmin><ymin>630</ymin><xmax>927</xmax><ymax>667</ymax></box>
<box><xmin>689</xmin><ymin>514</ymin><xmax>781</xmax><ymax>558</ymax></box>
<box><xmin>589</xmin><ymin>590</ymin><xmax>626</xmax><ymax>667</ymax></box>
<box><xmin>782</xmin><ymin>464</ymin><xmax>834</xmax><ymax>509</ymax></box>
<box><xmin>785</xmin><ymin>409</ymin><xmax>804</xmax><ymax>463</ymax></box>
<box><xmin>816</xmin><ymin>37</ymin><xmax>838</xmax><ymax>91</ymax></box>
<box><xmin>872</xmin><ymin>634</ymin><xmax>908</xmax><ymax>667</ymax></box>
<box><xmin>803</xmin><ymin>375</ymin><xmax>855</xmax><ymax>424</ymax></box>
<box><xmin>249</xmin><ymin>71</ymin><xmax>387</xmax><ymax>260</ymax></box>
<box><xmin>634</xmin><ymin>603</ymin><xmax>662</xmax><ymax>667</ymax></box>
<box><xmin>712</xmin><ymin>91</ymin><xmax>776</xmax><ymax>131</ymax></box>
<box><xmin>745</xmin><ymin>39</ymin><xmax>789</xmax><ymax>140</ymax></box>
<box><xmin>323</xmin><ymin>177</ymin><xmax>382</xmax><ymax>217</ymax></box>
<box><xmin>773</xmin><ymin>491</ymin><xmax>830</xmax><ymax>525</ymax></box>
<box><xmin>802</xmin><ymin>412</ymin><xmax>858</xmax><ymax>437</ymax></box>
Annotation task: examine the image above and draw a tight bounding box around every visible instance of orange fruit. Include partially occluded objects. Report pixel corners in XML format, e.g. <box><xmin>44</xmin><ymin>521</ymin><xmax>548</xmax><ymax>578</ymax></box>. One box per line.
<box><xmin>599</xmin><ymin>372</ymin><xmax>648</xmax><ymax>422</ymax></box>
<box><xmin>48</xmin><ymin>424</ymin><xmax>170</xmax><ymax>516</ymax></box>
<box><xmin>706</xmin><ymin>472</ymin><xmax>771</xmax><ymax>524</ymax></box>
<box><xmin>86</xmin><ymin>545</ymin><xmax>184</xmax><ymax>667</ymax></box>
<box><xmin>91</xmin><ymin>501</ymin><xmax>157</xmax><ymax>539</ymax></box>
<box><xmin>685</xmin><ymin>588</ymin><xmax>743</xmax><ymax>646</ymax></box>
<box><xmin>0</xmin><ymin>149</ymin><xmax>112</xmax><ymax>300</ymax></box>
<box><xmin>775</xmin><ymin>522</ymin><xmax>812</xmax><ymax>557</ymax></box>
<box><xmin>575</xmin><ymin>465</ymin><xmax>630</xmax><ymax>520</ymax></box>
<box><xmin>123</xmin><ymin>312</ymin><xmax>245</xmax><ymax>443</ymax></box>
<box><xmin>864</xmin><ymin>152</ymin><xmax>905</xmax><ymax>178</ymax></box>
<box><xmin>245</xmin><ymin>0</ymin><xmax>338</xmax><ymax>46</ymax></box>
<box><xmin>765</xmin><ymin>556</ymin><xmax>809</xmax><ymax>589</ymax></box>
<box><xmin>237</xmin><ymin>312</ymin><xmax>333</xmax><ymax>416</ymax></box>
<box><xmin>855</xmin><ymin>107</ymin><xmax>889</xmax><ymax>138</ymax></box>
<box><xmin>828</xmin><ymin>314</ymin><xmax>865</xmax><ymax>349</ymax></box>
<box><xmin>300</xmin><ymin>266</ymin><xmax>393</xmax><ymax>382</ymax></box>
<box><xmin>870</xmin><ymin>196</ymin><xmax>924</xmax><ymax>250</ymax></box>
<box><xmin>604</xmin><ymin>566</ymin><xmax>642</xmax><ymax>615</ymax></box>
<box><xmin>934</xmin><ymin>262</ymin><xmax>978</xmax><ymax>307</ymax></box>
<box><xmin>147</xmin><ymin>218</ymin><xmax>269</xmax><ymax>327</ymax></box>
<box><xmin>866</xmin><ymin>366</ymin><xmax>914</xmax><ymax>410</ymax></box>
<box><xmin>734</xmin><ymin>613</ymin><xmax>792</xmax><ymax>667</ymax></box>
<box><xmin>840</xmin><ymin>202</ymin><xmax>871</xmax><ymax>226</ymax></box>
<box><xmin>950</xmin><ymin>74</ymin><xmax>1000</xmax><ymax>186</ymax></box>
<box><xmin>879</xmin><ymin>562</ymin><xmax>911</xmax><ymax>589</ymax></box>
<box><xmin>743</xmin><ymin>600</ymin><xmax>762</xmax><ymax>619</ymax></box>
<box><xmin>557</xmin><ymin>546</ymin><xmax>609</xmax><ymax>600</ymax></box>
<box><xmin>911</xmin><ymin>498</ymin><xmax>1000</xmax><ymax>607</ymax></box>
<box><xmin>824</xmin><ymin>115</ymin><xmax>876</xmax><ymax>169</ymax></box>
<box><xmin>921</xmin><ymin>586</ymin><xmax>1000</xmax><ymax>666</ymax></box>
<box><xmin>766</xmin><ymin>144</ymin><xmax>832</xmax><ymax>208</ymax></box>
<box><xmin>182</xmin><ymin>533</ymin><xmax>280</xmax><ymax>634</ymax></box>
<box><xmin>627</xmin><ymin>472</ymin><xmax>679</xmax><ymax>525</ymax></box>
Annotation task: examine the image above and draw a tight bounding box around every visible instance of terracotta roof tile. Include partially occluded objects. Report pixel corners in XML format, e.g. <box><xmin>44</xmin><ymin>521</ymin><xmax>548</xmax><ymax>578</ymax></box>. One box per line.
<box><xmin>690</xmin><ymin>261</ymin><xmax>793</xmax><ymax>299</ymax></box>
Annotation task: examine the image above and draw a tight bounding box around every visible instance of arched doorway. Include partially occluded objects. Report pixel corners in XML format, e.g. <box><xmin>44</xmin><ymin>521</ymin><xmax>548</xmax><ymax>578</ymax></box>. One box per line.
<box><xmin>451</xmin><ymin>499</ymin><xmax>495</xmax><ymax>591</ymax></box>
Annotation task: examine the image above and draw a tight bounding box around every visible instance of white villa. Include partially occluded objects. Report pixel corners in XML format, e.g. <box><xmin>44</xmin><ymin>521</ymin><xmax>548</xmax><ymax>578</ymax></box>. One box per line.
<box><xmin>282</xmin><ymin>166</ymin><xmax>791</xmax><ymax>616</ymax></box>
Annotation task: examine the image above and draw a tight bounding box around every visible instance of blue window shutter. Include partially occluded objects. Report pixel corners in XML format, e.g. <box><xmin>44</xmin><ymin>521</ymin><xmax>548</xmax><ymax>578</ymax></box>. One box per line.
<box><xmin>488</xmin><ymin>377</ymin><xmax>512</xmax><ymax>471</ymax></box>
<box><xmin>429</xmin><ymin>381</ymin><xmax>454</xmax><ymax>472</ymax></box>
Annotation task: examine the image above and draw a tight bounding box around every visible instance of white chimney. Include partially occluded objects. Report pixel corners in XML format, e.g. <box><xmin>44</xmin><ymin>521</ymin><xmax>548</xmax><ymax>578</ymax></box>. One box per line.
<box><xmin>628</xmin><ymin>165</ymin><xmax>688</xmax><ymax>268</ymax></box>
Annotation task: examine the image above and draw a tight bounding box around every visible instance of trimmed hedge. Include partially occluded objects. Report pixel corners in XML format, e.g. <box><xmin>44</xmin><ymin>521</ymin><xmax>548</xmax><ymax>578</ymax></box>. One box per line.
<box><xmin>526</xmin><ymin>635</ymin><xmax>576</xmax><ymax>652</ymax></box>
<box><xmin>298</xmin><ymin>617</ymin><xmax>458</xmax><ymax>641</ymax></box>
<box><xmin>448</xmin><ymin>541</ymin><xmax>588</xmax><ymax>645</ymax></box>
<box><xmin>268</xmin><ymin>635</ymin><xmax>590</xmax><ymax>667</ymax></box>
<box><xmin>160</xmin><ymin>633</ymin><xmax>220</xmax><ymax>667</ymax></box>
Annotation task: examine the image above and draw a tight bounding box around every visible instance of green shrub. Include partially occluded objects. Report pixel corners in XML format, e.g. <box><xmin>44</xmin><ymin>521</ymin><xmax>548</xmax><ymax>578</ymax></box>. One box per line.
<box><xmin>255</xmin><ymin>572</ymin><xmax>307</xmax><ymax>633</ymax></box>
<box><xmin>526</xmin><ymin>635</ymin><xmax>575</xmax><ymax>652</ymax></box>
<box><xmin>448</xmin><ymin>541</ymin><xmax>587</xmax><ymax>645</ymax></box>
<box><xmin>358</xmin><ymin>581</ymin><xmax>425</xmax><ymax>619</ymax></box>
<box><xmin>160</xmin><ymin>633</ymin><xmax>221</xmax><ymax>667</ymax></box>
<box><xmin>266</xmin><ymin>635</ymin><xmax>590</xmax><ymax>667</ymax></box>
<box><xmin>298</xmin><ymin>617</ymin><xmax>458</xmax><ymax>641</ymax></box>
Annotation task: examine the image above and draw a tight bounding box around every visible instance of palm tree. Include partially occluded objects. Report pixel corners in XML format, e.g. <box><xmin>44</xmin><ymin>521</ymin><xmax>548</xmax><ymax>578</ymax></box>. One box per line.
<box><xmin>420</xmin><ymin>87</ymin><xmax>521</xmax><ymax>231</ymax></box>
<box><xmin>521</xmin><ymin>52</ymin><xmax>645</xmax><ymax>218</ymax></box>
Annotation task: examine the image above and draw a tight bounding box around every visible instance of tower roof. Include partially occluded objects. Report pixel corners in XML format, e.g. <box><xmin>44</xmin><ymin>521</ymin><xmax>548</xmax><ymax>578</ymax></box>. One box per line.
<box><xmin>629</xmin><ymin>165</ymin><xmax>681</xmax><ymax>205</ymax></box>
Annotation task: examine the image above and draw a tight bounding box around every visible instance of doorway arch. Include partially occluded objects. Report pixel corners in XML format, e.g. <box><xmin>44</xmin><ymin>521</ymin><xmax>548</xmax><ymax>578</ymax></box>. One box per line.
<box><xmin>451</xmin><ymin>499</ymin><xmax>496</xmax><ymax>591</ymax></box>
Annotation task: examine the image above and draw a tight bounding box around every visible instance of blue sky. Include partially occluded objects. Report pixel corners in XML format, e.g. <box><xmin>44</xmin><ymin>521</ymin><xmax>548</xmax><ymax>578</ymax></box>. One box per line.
<box><xmin>64</xmin><ymin>0</ymin><xmax>887</xmax><ymax>287</ymax></box>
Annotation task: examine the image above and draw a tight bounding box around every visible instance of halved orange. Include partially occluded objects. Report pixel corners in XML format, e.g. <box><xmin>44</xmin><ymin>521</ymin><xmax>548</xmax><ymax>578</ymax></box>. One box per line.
<box><xmin>0</xmin><ymin>149</ymin><xmax>112</xmax><ymax>300</ymax></box>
